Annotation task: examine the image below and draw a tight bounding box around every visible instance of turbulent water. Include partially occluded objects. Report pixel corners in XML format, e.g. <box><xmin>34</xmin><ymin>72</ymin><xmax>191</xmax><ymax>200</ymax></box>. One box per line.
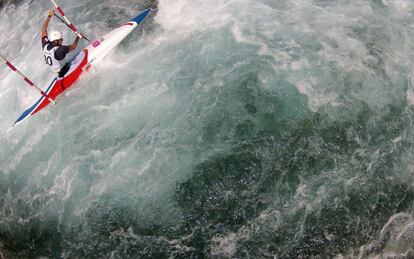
<box><xmin>0</xmin><ymin>0</ymin><xmax>414</xmax><ymax>257</ymax></box>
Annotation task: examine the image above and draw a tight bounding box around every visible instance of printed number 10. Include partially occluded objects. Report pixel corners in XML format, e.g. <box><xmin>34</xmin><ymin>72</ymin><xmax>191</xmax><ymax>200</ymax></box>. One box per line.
<box><xmin>44</xmin><ymin>55</ymin><xmax>53</xmax><ymax>66</ymax></box>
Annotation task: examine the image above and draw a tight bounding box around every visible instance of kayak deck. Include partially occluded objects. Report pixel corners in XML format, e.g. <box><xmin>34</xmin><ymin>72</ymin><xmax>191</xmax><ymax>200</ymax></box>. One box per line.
<box><xmin>13</xmin><ymin>50</ymin><xmax>88</xmax><ymax>127</ymax></box>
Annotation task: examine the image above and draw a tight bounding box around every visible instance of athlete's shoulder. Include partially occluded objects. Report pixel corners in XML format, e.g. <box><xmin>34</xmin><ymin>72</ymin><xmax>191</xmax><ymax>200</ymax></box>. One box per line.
<box><xmin>41</xmin><ymin>36</ymin><xmax>50</xmax><ymax>48</ymax></box>
<box><xmin>55</xmin><ymin>46</ymin><xmax>69</xmax><ymax>60</ymax></box>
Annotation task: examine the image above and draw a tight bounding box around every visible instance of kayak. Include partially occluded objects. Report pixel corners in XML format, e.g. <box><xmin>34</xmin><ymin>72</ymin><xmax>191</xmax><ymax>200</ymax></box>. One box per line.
<box><xmin>12</xmin><ymin>8</ymin><xmax>153</xmax><ymax>128</ymax></box>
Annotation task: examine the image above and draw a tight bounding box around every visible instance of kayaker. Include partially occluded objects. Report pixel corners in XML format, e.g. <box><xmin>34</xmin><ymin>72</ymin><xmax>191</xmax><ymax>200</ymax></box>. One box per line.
<box><xmin>41</xmin><ymin>9</ymin><xmax>80</xmax><ymax>77</ymax></box>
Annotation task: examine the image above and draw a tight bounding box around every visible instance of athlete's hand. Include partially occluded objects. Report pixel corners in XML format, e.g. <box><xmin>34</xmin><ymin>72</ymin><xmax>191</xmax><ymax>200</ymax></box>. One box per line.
<box><xmin>48</xmin><ymin>9</ymin><xmax>55</xmax><ymax>17</ymax></box>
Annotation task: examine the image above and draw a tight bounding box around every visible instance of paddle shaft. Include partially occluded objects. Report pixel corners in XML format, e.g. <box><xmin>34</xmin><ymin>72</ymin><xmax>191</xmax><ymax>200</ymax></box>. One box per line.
<box><xmin>49</xmin><ymin>0</ymin><xmax>88</xmax><ymax>41</ymax></box>
<box><xmin>0</xmin><ymin>53</ymin><xmax>57</xmax><ymax>105</ymax></box>
<box><xmin>53</xmin><ymin>14</ymin><xmax>91</xmax><ymax>42</ymax></box>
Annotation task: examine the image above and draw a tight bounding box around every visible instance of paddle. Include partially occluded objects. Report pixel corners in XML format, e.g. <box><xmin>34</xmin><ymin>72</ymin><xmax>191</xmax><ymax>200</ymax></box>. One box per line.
<box><xmin>0</xmin><ymin>53</ymin><xmax>57</xmax><ymax>105</ymax></box>
<box><xmin>53</xmin><ymin>14</ymin><xmax>91</xmax><ymax>42</ymax></box>
<box><xmin>49</xmin><ymin>0</ymin><xmax>91</xmax><ymax>42</ymax></box>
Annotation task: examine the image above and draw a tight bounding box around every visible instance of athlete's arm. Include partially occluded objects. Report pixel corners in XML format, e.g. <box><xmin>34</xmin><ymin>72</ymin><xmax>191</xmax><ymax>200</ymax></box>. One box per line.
<box><xmin>68</xmin><ymin>36</ymin><xmax>81</xmax><ymax>52</ymax></box>
<box><xmin>41</xmin><ymin>9</ymin><xmax>55</xmax><ymax>38</ymax></box>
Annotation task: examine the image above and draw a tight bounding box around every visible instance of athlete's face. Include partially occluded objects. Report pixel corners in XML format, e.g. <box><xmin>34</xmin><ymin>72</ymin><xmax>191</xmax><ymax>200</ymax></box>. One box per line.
<box><xmin>58</xmin><ymin>39</ymin><xmax>63</xmax><ymax>45</ymax></box>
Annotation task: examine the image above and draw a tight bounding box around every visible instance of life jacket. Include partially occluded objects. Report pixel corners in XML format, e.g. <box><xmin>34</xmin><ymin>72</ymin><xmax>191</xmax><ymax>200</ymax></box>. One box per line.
<box><xmin>42</xmin><ymin>44</ymin><xmax>65</xmax><ymax>73</ymax></box>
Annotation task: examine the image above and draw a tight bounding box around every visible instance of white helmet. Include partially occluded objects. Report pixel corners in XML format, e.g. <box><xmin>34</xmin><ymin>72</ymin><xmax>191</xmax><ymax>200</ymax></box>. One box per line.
<box><xmin>48</xmin><ymin>30</ymin><xmax>63</xmax><ymax>42</ymax></box>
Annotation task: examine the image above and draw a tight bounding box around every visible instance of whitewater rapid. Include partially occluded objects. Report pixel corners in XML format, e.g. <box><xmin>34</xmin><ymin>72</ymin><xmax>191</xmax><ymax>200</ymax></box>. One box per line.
<box><xmin>1</xmin><ymin>0</ymin><xmax>414</xmax><ymax>257</ymax></box>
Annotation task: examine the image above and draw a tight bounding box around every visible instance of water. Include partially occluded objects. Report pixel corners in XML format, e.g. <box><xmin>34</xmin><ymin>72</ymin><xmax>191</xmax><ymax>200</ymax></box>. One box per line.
<box><xmin>0</xmin><ymin>0</ymin><xmax>414</xmax><ymax>257</ymax></box>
